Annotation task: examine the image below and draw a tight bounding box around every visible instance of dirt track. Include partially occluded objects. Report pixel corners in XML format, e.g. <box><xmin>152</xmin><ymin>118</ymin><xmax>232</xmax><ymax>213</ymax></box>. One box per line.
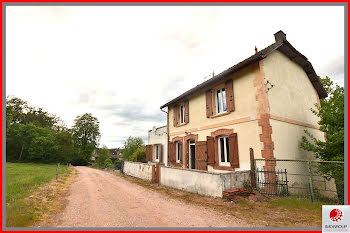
<box><xmin>40</xmin><ymin>166</ymin><xmax>248</xmax><ymax>228</ymax></box>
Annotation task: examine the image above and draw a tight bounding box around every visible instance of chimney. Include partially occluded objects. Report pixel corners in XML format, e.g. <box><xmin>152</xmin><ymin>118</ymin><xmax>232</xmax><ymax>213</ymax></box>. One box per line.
<box><xmin>274</xmin><ymin>30</ymin><xmax>286</xmax><ymax>42</ymax></box>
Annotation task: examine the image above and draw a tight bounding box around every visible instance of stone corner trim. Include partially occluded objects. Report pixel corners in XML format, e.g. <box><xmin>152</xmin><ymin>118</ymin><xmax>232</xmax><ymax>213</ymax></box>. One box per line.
<box><xmin>254</xmin><ymin>61</ymin><xmax>276</xmax><ymax>167</ymax></box>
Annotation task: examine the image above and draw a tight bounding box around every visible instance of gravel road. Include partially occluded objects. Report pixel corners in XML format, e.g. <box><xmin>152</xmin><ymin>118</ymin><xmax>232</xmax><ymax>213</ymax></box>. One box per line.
<box><xmin>41</xmin><ymin>166</ymin><xmax>248</xmax><ymax>228</ymax></box>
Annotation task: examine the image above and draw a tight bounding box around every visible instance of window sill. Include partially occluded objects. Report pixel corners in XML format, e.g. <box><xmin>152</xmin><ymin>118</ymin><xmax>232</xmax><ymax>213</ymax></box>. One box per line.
<box><xmin>176</xmin><ymin>122</ymin><xmax>188</xmax><ymax>127</ymax></box>
<box><xmin>213</xmin><ymin>165</ymin><xmax>234</xmax><ymax>171</ymax></box>
<box><xmin>210</xmin><ymin>111</ymin><xmax>230</xmax><ymax>119</ymax></box>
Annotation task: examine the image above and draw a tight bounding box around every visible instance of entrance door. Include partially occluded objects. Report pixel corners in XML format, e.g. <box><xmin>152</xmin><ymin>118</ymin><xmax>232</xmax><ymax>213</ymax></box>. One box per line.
<box><xmin>189</xmin><ymin>140</ymin><xmax>195</xmax><ymax>169</ymax></box>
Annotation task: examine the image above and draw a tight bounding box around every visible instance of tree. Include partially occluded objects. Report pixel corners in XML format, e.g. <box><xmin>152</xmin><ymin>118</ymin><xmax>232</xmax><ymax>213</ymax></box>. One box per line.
<box><xmin>130</xmin><ymin>146</ymin><xmax>146</xmax><ymax>162</ymax></box>
<box><xmin>96</xmin><ymin>147</ymin><xmax>111</xmax><ymax>167</ymax></box>
<box><xmin>300</xmin><ymin>76</ymin><xmax>344</xmax><ymax>203</ymax></box>
<box><xmin>121</xmin><ymin>136</ymin><xmax>144</xmax><ymax>161</ymax></box>
<box><xmin>71</xmin><ymin>113</ymin><xmax>101</xmax><ymax>165</ymax></box>
<box><xmin>6</xmin><ymin>96</ymin><xmax>58</xmax><ymax>128</ymax></box>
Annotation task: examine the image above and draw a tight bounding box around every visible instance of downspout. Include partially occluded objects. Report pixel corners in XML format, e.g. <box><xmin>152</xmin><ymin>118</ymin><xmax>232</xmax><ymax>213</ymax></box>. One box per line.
<box><xmin>161</xmin><ymin>107</ymin><xmax>169</xmax><ymax>167</ymax></box>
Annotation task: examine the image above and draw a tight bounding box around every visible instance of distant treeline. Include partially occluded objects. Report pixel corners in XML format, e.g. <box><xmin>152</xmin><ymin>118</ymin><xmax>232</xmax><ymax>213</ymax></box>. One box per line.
<box><xmin>6</xmin><ymin>96</ymin><xmax>100</xmax><ymax>165</ymax></box>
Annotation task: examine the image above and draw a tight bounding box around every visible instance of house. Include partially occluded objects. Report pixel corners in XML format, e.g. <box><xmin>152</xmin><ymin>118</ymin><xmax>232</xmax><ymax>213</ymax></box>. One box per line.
<box><xmin>159</xmin><ymin>31</ymin><xmax>326</xmax><ymax>174</ymax></box>
<box><xmin>146</xmin><ymin>126</ymin><xmax>168</xmax><ymax>166</ymax></box>
<box><xmin>92</xmin><ymin>148</ymin><xmax>122</xmax><ymax>162</ymax></box>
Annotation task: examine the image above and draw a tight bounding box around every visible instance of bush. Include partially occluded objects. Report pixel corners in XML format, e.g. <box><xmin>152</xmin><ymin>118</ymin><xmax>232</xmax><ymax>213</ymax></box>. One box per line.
<box><xmin>104</xmin><ymin>158</ymin><xmax>113</xmax><ymax>168</ymax></box>
<box><xmin>96</xmin><ymin>147</ymin><xmax>111</xmax><ymax>167</ymax></box>
<box><xmin>130</xmin><ymin>146</ymin><xmax>146</xmax><ymax>162</ymax></box>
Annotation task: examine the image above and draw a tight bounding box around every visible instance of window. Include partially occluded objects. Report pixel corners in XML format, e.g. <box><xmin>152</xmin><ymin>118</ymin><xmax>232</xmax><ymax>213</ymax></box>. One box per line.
<box><xmin>179</xmin><ymin>104</ymin><xmax>185</xmax><ymax>124</ymax></box>
<box><xmin>216</xmin><ymin>88</ymin><xmax>227</xmax><ymax>114</ymax></box>
<box><xmin>218</xmin><ymin>136</ymin><xmax>230</xmax><ymax>166</ymax></box>
<box><xmin>155</xmin><ymin>145</ymin><xmax>160</xmax><ymax>161</ymax></box>
<box><xmin>176</xmin><ymin>142</ymin><xmax>180</xmax><ymax>162</ymax></box>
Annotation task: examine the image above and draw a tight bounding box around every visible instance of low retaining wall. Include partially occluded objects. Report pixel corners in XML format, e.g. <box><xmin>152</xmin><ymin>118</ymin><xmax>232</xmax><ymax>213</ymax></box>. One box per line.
<box><xmin>123</xmin><ymin>161</ymin><xmax>153</xmax><ymax>181</ymax></box>
<box><xmin>160</xmin><ymin>166</ymin><xmax>250</xmax><ymax>197</ymax></box>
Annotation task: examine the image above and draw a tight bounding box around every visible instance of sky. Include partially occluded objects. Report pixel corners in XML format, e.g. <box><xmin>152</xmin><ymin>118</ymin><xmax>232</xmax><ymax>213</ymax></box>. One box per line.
<box><xmin>6</xmin><ymin>5</ymin><xmax>345</xmax><ymax>148</ymax></box>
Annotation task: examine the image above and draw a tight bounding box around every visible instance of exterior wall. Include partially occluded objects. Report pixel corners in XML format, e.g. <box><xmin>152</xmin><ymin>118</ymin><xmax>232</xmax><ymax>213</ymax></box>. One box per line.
<box><xmin>148</xmin><ymin>126</ymin><xmax>168</xmax><ymax>166</ymax></box>
<box><xmin>123</xmin><ymin>161</ymin><xmax>153</xmax><ymax>181</ymax></box>
<box><xmin>169</xmin><ymin>65</ymin><xmax>259</xmax><ymax>136</ymax></box>
<box><xmin>263</xmin><ymin>50</ymin><xmax>320</xmax><ymax>125</ymax></box>
<box><xmin>263</xmin><ymin>50</ymin><xmax>324</xmax><ymax>160</ymax></box>
<box><xmin>160</xmin><ymin>166</ymin><xmax>250</xmax><ymax>197</ymax></box>
<box><xmin>168</xmin><ymin>65</ymin><xmax>263</xmax><ymax>171</ymax></box>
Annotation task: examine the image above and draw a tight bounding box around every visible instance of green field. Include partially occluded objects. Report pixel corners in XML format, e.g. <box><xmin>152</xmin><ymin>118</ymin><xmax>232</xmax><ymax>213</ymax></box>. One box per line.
<box><xmin>6</xmin><ymin>162</ymin><xmax>68</xmax><ymax>227</ymax></box>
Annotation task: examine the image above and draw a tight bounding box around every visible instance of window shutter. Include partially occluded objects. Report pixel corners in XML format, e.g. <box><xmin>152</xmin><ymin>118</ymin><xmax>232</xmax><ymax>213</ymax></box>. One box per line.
<box><xmin>207</xmin><ymin>136</ymin><xmax>215</xmax><ymax>166</ymax></box>
<box><xmin>205</xmin><ymin>90</ymin><xmax>213</xmax><ymax>118</ymax></box>
<box><xmin>159</xmin><ymin>144</ymin><xmax>162</xmax><ymax>163</ymax></box>
<box><xmin>184</xmin><ymin>100</ymin><xmax>189</xmax><ymax>123</ymax></box>
<box><xmin>229</xmin><ymin>133</ymin><xmax>239</xmax><ymax>168</ymax></box>
<box><xmin>173</xmin><ymin>105</ymin><xmax>178</xmax><ymax>127</ymax></box>
<box><xmin>146</xmin><ymin>145</ymin><xmax>153</xmax><ymax>162</ymax></box>
<box><xmin>225</xmin><ymin>80</ymin><xmax>235</xmax><ymax>112</ymax></box>
<box><xmin>179</xmin><ymin>141</ymin><xmax>183</xmax><ymax>163</ymax></box>
<box><xmin>168</xmin><ymin>142</ymin><xmax>175</xmax><ymax>163</ymax></box>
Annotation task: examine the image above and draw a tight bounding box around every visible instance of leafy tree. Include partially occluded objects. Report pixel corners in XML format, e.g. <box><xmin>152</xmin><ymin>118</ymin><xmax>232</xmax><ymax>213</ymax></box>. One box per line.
<box><xmin>96</xmin><ymin>147</ymin><xmax>111</xmax><ymax>167</ymax></box>
<box><xmin>104</xmin><ymin>158</ymin><xmax>113</xmax><ymax>169</ymax></box>
<box><xmin>71</xmin><ymin>113</ymin><xmax>100</xmax><ymax>165</ymax></box>
<box><xmin>300</xmin><ymin>76</ymin><xmax>344</xmax><ymax>203</ymax></box>
<box><xmin>130</xmin><ymin>146</ymin><xmax>146</xmax><ymax>162</ymax></box>
<box><xmin>121</xmin><ymin>136</ymin><xmax>144</xmax><ymax>161</ymax></box>
<box><xmin>6</xmin><ymin>96</ymin><xmax>58</xmax><ymax>128</ymax></box>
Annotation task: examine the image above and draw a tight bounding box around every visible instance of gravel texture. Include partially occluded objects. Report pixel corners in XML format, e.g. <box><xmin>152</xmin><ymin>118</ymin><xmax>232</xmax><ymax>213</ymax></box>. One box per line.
<box><xmin>40</xmin><ymin>166</ymin><xmax>248</xmax><ymax>228</ymax></box>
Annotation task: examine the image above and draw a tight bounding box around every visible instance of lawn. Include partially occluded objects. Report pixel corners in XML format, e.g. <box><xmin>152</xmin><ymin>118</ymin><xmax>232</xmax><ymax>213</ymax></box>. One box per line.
<box><xmin>6</xmin><ymin>162</ymin><xmax>69</xmax><ymax>227</ymax></box>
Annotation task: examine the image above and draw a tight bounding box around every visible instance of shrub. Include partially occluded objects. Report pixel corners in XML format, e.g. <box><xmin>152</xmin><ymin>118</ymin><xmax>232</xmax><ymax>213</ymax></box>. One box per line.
<box><xmin>104</xmin><ymin>158</ymin><xmax>113</xmax><ymax>169</ymax></box>
<box><xmin>130</xmin><ymin>146</ymin><xmax>146</xmax><ymax>162</ymax></box>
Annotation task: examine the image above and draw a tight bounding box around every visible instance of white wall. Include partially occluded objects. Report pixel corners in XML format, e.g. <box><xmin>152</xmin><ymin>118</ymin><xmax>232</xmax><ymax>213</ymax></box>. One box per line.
<box><xmin>123</xmin><ymin>161</ymin><xmax>153</xmax><ymax>181</ymax></box>
<box><xmin>160</xmin><ymin>166</ymin><xmax>250</xmax><ymax>197</ymax></box>
<box><xmin>148</xmin><ymin>126</ymin><xmax>168</xmax><ymax>166</ymax></box>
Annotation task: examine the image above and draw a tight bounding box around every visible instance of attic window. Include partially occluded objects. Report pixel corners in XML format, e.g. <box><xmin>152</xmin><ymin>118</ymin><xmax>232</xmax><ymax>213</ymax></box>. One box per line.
<box><xmin>216</xmin><ymin>88</ymin><xmax>227</xmax><ymax>114</ymax></box>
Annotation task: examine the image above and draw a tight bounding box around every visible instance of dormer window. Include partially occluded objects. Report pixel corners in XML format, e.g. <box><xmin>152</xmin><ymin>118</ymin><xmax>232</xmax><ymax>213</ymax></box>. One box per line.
<box><xmin>216</xmin><ymin>88</ymin><xmax>227</xmax><ymax>114</ymax></box>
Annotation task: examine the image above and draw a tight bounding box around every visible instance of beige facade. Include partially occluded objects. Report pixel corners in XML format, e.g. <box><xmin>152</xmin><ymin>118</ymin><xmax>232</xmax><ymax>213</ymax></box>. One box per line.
<box><xmin>160</xmin><ymin>31</ymin><xmax>326</xmax><ymax>177</ymax></box>
<box><xmin>263</xmin><ymin>50</ymin><xmax>324</xmax><ymax>160</ymax></box>
<box><xmin>169</xmin><ymin>65</ymin><xmax>263</xmax><ymax>172</ymax></box>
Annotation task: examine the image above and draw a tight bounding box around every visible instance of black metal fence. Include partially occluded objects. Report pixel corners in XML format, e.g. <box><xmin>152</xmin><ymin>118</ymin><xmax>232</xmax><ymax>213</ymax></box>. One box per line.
<box><xmin>256</xmin><ymin>168</ymin><xmax>288</xmax><ymax>196</ymax></box>
<box><xmin>254</xmin><ymin>158</ymin><xmax>344</xmax><ymax>203</ymax></box>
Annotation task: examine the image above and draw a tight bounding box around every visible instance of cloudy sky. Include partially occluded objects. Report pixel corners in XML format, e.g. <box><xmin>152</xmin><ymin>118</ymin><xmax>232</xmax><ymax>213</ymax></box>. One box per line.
<box><xmin>6</xmin><ymin>5</ymin><xmax>345</xmax><ymax>148</ymax></box>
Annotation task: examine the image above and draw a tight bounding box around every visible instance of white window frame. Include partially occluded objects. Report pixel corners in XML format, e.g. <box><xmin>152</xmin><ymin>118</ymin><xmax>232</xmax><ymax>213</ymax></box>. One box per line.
<box><xmin>176</xmin><ymin>142</ymin><xmax>180</xmax><ymax>163</ymax></box>
<box><xmin>218</xmin><ymin>136</ymin><xmax>230</xmax><ymax>166</ymax></box>
<box><xmin>179</xmin><ymin>104</ymin><xmax>185</xmax><ymax>124</ymax></box>
<box><xmin>154</xmin><ymin>145</ymin><xmax>160</xmax><ymax>162</ymax></box>
<box><xmin>216</xmin><ymin>88</ymin><xmax>227</xmax><ymax>114</ymax></box>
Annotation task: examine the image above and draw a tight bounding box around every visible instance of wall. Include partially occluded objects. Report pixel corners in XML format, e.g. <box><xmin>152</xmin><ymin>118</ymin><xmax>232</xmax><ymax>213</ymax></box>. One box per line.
<box><xmin>123</xmin><ymin>161</ymin><xmax>153</xmax><ymax>181</ymax></box>
<box><xmin>168</xmin><ymin>65</ymin><xmax>259</xmax><ymax>137</ymax></box>
<box><xmin>263</xmin><ymin>50</ymin><xmax>321</xmax><ymax>126</ymax></box>
<box><xmin>262</xmin><ymin>51</ymin><xmax>325</xmax><ymax>160</ymax></box>
<box><xmin>148</xmin><ymin>126</ymin><xmax>168</xmax><ymax>166</ymax></box>
<box><xmin>160</xmin><ymin>166</ymin><xmax>250</xmax><ymax>197</ymax></box>
<box><xmin>168</xmin><ymin>64</ymin><xmax>263</xmax><ymax>171</ymax></box>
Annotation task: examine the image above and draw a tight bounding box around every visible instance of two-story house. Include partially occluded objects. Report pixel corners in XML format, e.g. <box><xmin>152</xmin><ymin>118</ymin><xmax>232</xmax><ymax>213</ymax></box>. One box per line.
<box><xmin>160</xmin><ymin>31</ymin><xmax>326</xmax><ymax>173</ymax></box>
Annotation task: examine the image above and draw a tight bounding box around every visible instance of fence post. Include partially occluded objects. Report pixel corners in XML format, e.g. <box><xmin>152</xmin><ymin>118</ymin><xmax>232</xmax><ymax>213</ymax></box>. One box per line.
<box><xmin>56</xmin><ymin>163</ymin><xmax>60</xmax><ymax>180</ymax></box>
<box><xmin>308</xmin><ymin>160</ymin><xmax>314</xmax><ymax>202</ymax></box>
<box><xmin>250</xmin><ymin>148</ymin><xmax>256</xmax><ymax>189</ymax></box>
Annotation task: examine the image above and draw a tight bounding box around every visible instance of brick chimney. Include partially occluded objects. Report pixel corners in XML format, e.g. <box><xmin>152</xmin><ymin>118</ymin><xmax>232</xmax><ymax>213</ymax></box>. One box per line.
<box><xmin>274</xmin><ymin>30</ymin><xmax>286</xmax><ymax>42</ymax></box>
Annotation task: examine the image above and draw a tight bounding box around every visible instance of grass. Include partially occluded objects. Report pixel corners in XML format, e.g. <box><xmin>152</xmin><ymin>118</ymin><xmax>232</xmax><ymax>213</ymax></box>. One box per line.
<box><xmin>106</xmin><ymin>169</ymin><xmax>329</xmax><ymax>227</ymax></box>
<box><xmin>6</xmin><ymin>162</ymin><xmax>74</xmax><ymax>227</ymax></box>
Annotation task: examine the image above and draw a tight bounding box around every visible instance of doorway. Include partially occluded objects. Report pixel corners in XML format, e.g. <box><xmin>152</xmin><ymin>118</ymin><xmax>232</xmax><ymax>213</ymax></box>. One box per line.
<box><xmin>189</xmin><ymin>140</ymin><xmax>195</xmax><ymax>169</ymax></box>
